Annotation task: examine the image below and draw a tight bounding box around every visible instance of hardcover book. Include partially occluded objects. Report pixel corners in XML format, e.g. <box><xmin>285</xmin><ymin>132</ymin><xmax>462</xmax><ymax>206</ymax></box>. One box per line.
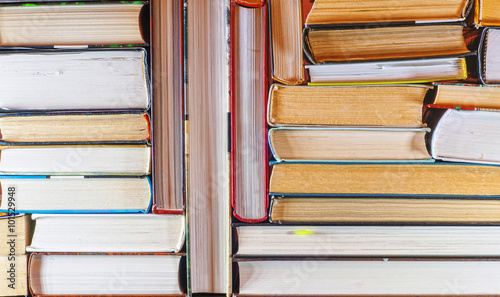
<box><xmin>231</xmin><ymin>2</ymin><xmax>268</xmax><ymax>223</ymax></box>
<box><xmin>237</xmin><ymin>259</ymin><xmax>500</xmax><ymax>295</ymax></box>
<box><xmin>28</xmin><ymin>214</ymin><xmax>185</xmax><ymax>253</ymax></box>
<box><xmin>305</xmin><ymin>0</ymin><xmax>471</xmax><ymax>25</ymax></box>
<box><xmin>268</xmin><ymin>84</ymin><xmax>430</xmax><ymax>127</ymax></box>
<box><xmin>0</xmin><ymin>176</ymin><xmax>152</xmax><ymax>213</ymax></box>
<box><xmin>0</xmin><ymin>49</ymin><xmax>150</xmax><ymax>111</ymax></box>
<box><xmin>303</xmin><ymin>24</ymin><xmax>470</xmax><ymax>64</ymax></box>
<box><xmin>0</xmin><ymin>1</ymin><xmax>148</xmax><ymax>46</ymax></box>
<box><xmin>268</xmin><ymin>127</ymin><xmax>431</xmax><ymax>162</ymax></box>
<box><xmin>29</xmin><ymin>254</ymin><xmax>184</xmax><ymax>295</ymax></box>
<box><xmin>150</xmin><ymin>0</ymin><xmax>184</xmax><ymax>213</ymax></box>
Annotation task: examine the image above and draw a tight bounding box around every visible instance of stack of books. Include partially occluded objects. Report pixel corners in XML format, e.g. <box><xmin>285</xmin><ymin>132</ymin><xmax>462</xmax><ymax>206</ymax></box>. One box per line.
<box><xmin>232</xmin><ymin>0</ymin><xmax>500</xmax><ymax>295</ymax></box>
<box><xmin>0</xmin><ymin>1</ymin><xmax>186</xmax><ymax>296</ymax></box>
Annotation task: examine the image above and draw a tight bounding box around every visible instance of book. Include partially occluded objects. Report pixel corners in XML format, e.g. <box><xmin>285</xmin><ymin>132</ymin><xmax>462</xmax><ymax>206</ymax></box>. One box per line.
<box><xmin>304</xmin><ymin>24</ymin><xmax>470</xmax><ymax>63</ymax></box>
<box><xmin>428</xmin><ymin>83</ymin><xmax>500</xmax><ymax>110</ymax></box>
<box><xmin>186</xmin><ymin>0</ymin><xmax>231</xmax><ymax>294</ymax></box>
<box><xmin>0</xmin><ymin>112</ymin><xmax>150</xmax><ymax>143</ymax></box>
<box><xmin>0</xmin><ymin>176</ymin><xmax>151</xmax><ymax>213</ymax></box>
<box><xmin>150</xmin><ymin>0</ymin><xmax>184</xmax><ymax>213</ymax></box>
<box><xmin>29</xmin><ymin>254</ymin><xmax>184</xmax><ymax>295</ymax></box>
<box><xmin>474</xmin><ymin>0</ymin><xmax>500</xmax><ymax>27</ymax></box>
<box><xmin>0</xmin><ymin>49</ymin><xmax>149</xmax><ymax>111</ymax></box>
<box><xmin>0</xmin><ymin>215</ymin><xmax>29</xmax><ymax>296</ymax></box>
<box><xmin>27</xmin><ymin>214</ymin><xmax>185</xmax><ymax>253</ymax></box>
<box><xmin>269</xmin><ymin>163</ymin><xmax>500</xmax><ymax>196</ymax></box>
<box><xmin>306</xmin><ymin>56</ymin><xmax>468</xmax><ymax>84</ymax></box>
<box><xmin>268</xmin><ymin>84</ymin><xmax>430</xmax><ymax>127</ymax></box>
<box><xmin>235</xmin><ymin>225</ymin><xmax>500</xmax><ymax>256</ymax></box>
<box><xmin>232</xmin><ymin>3</ymin><xmax>268</xmax><ymax>222</ymax></box>
<box><xmin>237</xmin><ymin>260</ymin><xmax>500</xmax><ymax>295</ymax></box>
<box><xmin>0</xmin><ymin>144</ymin><xmax>150</xmax><ymax>175</ymax></box>
<box><xmin>429</xmin><ymin>109</ymin><xmax>500</xmax><ymax>164</ymax></box>
<box><xmin>269</xmin><ymin>196</ymin><xmax>500</xmax><ymax>223</ymax></box>
<box><xmin>268</xmin><ymin>127</ymin><xmax>431</xmax><ymax>161</ymax></box>
<box><xmin>269</xmin><ymin>0</ymin><xmax>304</xmax><ymax>85</ymax></box>
<box><xmin>479</xmin><ymin>28</ymin><xmax>500</xmax><ymax>84</ymax></box>
<box><xmin>0</xmin><ymin>1</ymin><xmax>147</xmax><ymax>46</ymax></box>
<box><xmin>305</xmin><ymin>0</ymin><xmax>471</xmax><ymax>25</ymax></box>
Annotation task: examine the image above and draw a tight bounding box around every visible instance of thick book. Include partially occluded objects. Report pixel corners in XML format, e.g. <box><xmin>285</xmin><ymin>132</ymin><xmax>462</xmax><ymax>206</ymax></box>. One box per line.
<box><xmin>0</xmin><ymin>1</ymin><xmax>147</xmax><ymax>46</ymax></box>
<box><xmin>269</xmin><ymin>0</ymin><xmax>304</xmax><ymax>85</ymax></box>
<box><xmin>269</xmin><ymin>163</ymin><xmax>500</xmax><ymax>197</ymax></box>
<box><xmin>0</xmin><ymin>49</ymin><xmax>150</xmax><ymax>111</ymax></box>
<box><xmin>305</xmin><ymin>0</ymin><xmax>471</xmax><ymax>25</ymax></box>
<box><xmin>185</xmin><ymin>0</ymin><xmax>231</xmax><ymax>294</ymax></box>
<box><xmin>306</xmin><ymin>56</ymin><xmax>468</xmax><ymax>84</ymax></box>
<box><xmin>268</xmin><ymin>127</ymin><xmax>431</xmax><ymax>162</ymax></box>
<box><xmin>235</xmin><ymin>225</ymin><xmax>500</xmax><ymax>256</ymax></box>
<box><xmin>0</xmin><ymin>112</ymin><xmax>150</xmax><ymax>144</ymax></box>
<box><xmin>231</xmin><ymin>3</ymin><xmax>268</xmax><ymax>223</ymax></box>
<box><xmin>28</xmin><ymin>254</ymin><xmax>184</xmax><ymax>296</ymax></box>
<box><xmin>428</xmin><ymin>83</ymin><xmax>500</xmax><ymax>110</ymax></box>
<box><xmin>268</xmin><ymin>84</ymin><xmax>430</xmax><ymax>127</ymax></box>
<box><xmin>0</xmin><ymin>176</ymin><xmax>151</xmax><ymax>213</ymax></box>
<box><xmin>0</xmin><ymin>144</ymin><xmax>150</xmax><ymax>175</ymax></box>
<box><xmin>27</xmin><ymin>214</ymin><xmax>185</xmax><ymax>253</ymax></box>
<box><xmin>429</xmin><ymin>109</ymin><xmax>500</xmax><ymax>164</ymax></box>
<box><xmin>269</xmin><ymin>196</ymin><xmax>500</xmax><ymax>224</ymax></box>
<box><xmin>150</xmin><ymin>0</ymin><xmax>184</xmax><ymax>213</ymax></box>
<box><xmin>303</xmin><ymin>24</ymin><xmax>470</xmax><ymax>64</ymax></box>
<box><xmin>237</xmin><ymin>259</ymin><xmax>500</xmax><ymax>295</ymax></box>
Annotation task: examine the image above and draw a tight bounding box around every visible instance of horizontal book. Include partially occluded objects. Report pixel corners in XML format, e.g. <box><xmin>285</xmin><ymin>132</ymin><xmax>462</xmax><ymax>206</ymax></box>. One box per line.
<box><xmin>268</xmin><ymin>127</ymin><xmax>431</xmax><ymax>162</ymax></box>
<box><xmin>269</xmin><ymin>0</ymin><xmax>304</xmax><ymax>85</ymax></box>
<box><xmin>268</xmin><ymin>84</ymin><xmax>430</xmax><ymax>127</ymax></box>
<box><xmin>0</xmin><ymin>214</ymin><xmax>29</xmax><ymax>257</ymax></box>
<box><xmin>304</xmin><ymin>24</ymin><xmax>470</xmax><ymax>63</ymax></box>
<box><xmin>269</xmin><ymin>163</ymin><xmax>500</xmax><ymax>196</ymax></box>
<box><xmin>0</xmin><ymin>2</ymin><xmax>147</xmax><ymax>46</ymax></box>
<box><xmin>0</xmin><ymin>176</ymin><xmax>151</xmax><ymax>213</ymax></box>
<box><xmin>479</xmin><ymin>28</ymin><xmax>500</xmax><ymax>84</ymax></box>
<box><xmin>29</xmin><ymin>254</ymin><xmax>184</xmax><ymax>295</ymax></box>
<box><xmin>428</xmin><ymin>83</ymin><xmax>500</xmax><ymax>110</ymax></box>
<box><xmin>0</xmin><ymin>112</ymin><xmax>150</xmax><ymax>143</ymax></box>
<box><xmin>430</xmin><ymin>109</ymin><xmax>500</xmax><ymax>164</ymax></box>
<box><xmin>0</xmin><ymin>254</ymin><xmax>27</xmax><ymax>296</ymax></box>
<box><xmin>269</xmin><ymin>196</ymin><xmax>500</xmax><ymax>223</ymax></box>
<box><xmin>27</xmin><ymin>214</ymin><xmax>185</xmax><ymax>253</ymax></box>
<box><xmin>0</xmin><ymin>145</ymin><xmax>150</xmax><ymax>175</ymax></box>
<box><xmin>232</xmin><ymin>3</ymin><xmax>268</xmax><ymax>223</ymax></box>
<box><xmin>306</xmin><ymin>56</ymin><xmax>468</xmax><ymax>84</ymax></box>
<box><xmin>474</xmin><ymin>0</ymin><xmax>500</xmax><ymax>27</ymax></box>
<box><xmin>305</xmin><ymin>0</ymin><xmax>470</xmax><ymax>25</ymax></box>
<box><xmin>235</xmin><ymin>225</ymin><xmax>500</xmax><ymax>256</ymax></box>
<box><xmin>237</xmin><ymin>260</ymin><xmax>500</xmax><ymax>295</ymax></box>
<box><xmin>0</xmin><ymin>49</ymin><xmax>149</xmax><ymax>111</ymax></box>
